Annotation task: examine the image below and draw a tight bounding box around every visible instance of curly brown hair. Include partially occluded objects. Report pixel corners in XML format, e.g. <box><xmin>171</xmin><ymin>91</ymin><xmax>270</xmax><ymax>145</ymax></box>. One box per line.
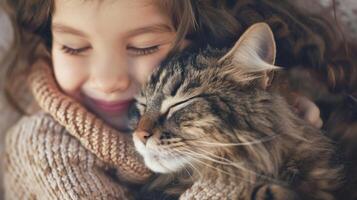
<box><xmin>2</xmin><ymin>0</ymin><xmax>356</xmax><ymax>115</ymax></box>
<box><xmin>1</xmin><ymin>0</ymin><xmax>240</xmax><ymax>113</ymax></box>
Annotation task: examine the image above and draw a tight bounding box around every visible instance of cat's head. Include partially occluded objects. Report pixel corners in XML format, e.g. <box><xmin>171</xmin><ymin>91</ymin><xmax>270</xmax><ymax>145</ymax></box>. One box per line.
<box><xmin>131</xmin><ymin>23</ymin><xmax>278</xmax><ymax>173</ymax></box>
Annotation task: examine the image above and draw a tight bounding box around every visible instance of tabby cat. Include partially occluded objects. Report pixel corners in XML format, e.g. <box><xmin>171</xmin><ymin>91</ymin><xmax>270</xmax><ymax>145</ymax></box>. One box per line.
<box><xmin>131</xmin><ymin>23</ymin><xmax>342</xmax><ymax>200</ymax></box>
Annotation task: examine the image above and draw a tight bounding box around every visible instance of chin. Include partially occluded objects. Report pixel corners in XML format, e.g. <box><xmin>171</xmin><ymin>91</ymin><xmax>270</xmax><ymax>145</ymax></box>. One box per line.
<box><xmin>133</xmin><ymin>136</ymin><xmax>188</xmax><ymax>174</ymax></box>
<box><xmin>143</xmin><ymin>155</ymin><xmax>184</xmax><ymax>173</ymax></box>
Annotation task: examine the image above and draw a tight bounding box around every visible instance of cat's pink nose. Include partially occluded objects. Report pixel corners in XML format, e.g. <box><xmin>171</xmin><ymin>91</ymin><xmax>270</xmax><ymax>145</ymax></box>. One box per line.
<box><xmin>135</xmin><ymin>130</ymin><xmax>152</xmax><ymax>145</ymax></box>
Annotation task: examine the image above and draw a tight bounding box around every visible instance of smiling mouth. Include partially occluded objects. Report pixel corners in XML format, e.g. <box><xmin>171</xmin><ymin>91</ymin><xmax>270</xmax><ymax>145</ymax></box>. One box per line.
<box><xmin>86</xmin><ymin>96</ymin><xmax>134</xmax><ymax>114</ymax></box>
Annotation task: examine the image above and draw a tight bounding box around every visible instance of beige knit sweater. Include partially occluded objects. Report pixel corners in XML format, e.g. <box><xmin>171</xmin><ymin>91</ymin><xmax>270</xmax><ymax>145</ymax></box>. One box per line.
<box><xmin>3</xmin><ymin>60</ymin><xmax>153</xmax><ymax>199</ymax></box>
<box><xmin>2</xmin><ymin>59</ymin><xmax>259</xmax><ymax>200</ymax></box>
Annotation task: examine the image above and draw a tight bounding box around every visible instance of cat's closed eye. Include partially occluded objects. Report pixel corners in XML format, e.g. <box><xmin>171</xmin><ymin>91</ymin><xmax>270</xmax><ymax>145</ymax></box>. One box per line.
<box><xmin>161</xmin><ymin>97</ymin><xmax>200</xmax><ymax>119</ymax></box>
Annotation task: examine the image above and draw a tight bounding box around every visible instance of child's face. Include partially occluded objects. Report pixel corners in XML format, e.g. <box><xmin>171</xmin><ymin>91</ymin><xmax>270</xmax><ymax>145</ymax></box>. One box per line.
<box><xmin>51</xmin><ymin>0</ymin><xmax>185</xmax><ymax>131</ymax></box>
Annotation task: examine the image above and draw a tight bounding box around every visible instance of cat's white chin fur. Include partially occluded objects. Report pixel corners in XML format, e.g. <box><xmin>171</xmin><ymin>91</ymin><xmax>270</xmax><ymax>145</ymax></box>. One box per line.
<box><xmin>133</xmin><ymin>135</ymin><xmax>185</xmax><ymax>173</ymax></box>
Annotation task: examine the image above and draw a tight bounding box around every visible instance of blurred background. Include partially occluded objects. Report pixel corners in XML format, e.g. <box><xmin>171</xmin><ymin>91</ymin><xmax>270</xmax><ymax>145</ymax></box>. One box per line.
<box><xmin>0</xmin><ymin>0</ymin><xmax>356</xmax><ymax>199</ymax></box>
<box><xmin>0</xmin><ymin>6</ymin><xmax>17</xmax><ymax>200</ymax></box>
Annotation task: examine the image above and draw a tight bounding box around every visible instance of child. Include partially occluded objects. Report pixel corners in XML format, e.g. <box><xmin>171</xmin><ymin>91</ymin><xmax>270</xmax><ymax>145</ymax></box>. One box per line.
<box><xmin>2</xmin><ymin>0</ymin><xmax>348</xmax><ymax>199</ymax></box>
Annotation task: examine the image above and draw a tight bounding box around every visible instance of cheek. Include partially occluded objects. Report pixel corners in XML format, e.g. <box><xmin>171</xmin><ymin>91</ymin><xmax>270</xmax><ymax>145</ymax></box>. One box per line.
<box><xmin>131</xmin><ymin>50</ymin><xmax>169</xmax><ymax>85</ymax></box>
<box><xmin>130</xmin><ymin>40</ymin><xmax>190</xmax><ymax>86</ymax></box>
<box><xmin>52</xmin><ymin>51</ymin><xmax>88</xmax><ymax>99</ymax></box>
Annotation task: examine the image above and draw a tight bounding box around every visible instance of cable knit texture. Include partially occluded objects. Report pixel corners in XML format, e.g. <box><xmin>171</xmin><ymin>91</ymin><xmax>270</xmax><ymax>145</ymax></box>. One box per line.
<box><xmin>3</xmin><ymin>60</ymin><xmax>152</xmax><ymax>199</ymax></box>
<box><xmin>180</xmin><ymin>178</ymin><xmax>243</xmax><ymax>200</ymax></box>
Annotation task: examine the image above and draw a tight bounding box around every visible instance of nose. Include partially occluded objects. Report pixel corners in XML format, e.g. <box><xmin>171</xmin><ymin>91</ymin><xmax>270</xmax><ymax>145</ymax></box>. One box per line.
<box><xmin>91</xmin><ymin>53</ymin><xmax>131</xmax><ymax>94</ymax></box>
<box><xmin>135</xmin><ymin>113</ymin><xmax>158</xmax><ymax>145</ymax></box>
<box><xmin>135</xmin><ymin>130</ymin><xmax>153</xmax><ymax>145</ymax></box>
<box><xmin>93</xmin><ymin>73</ymin><xmax>130</xmax><ymax>94</ymax></box>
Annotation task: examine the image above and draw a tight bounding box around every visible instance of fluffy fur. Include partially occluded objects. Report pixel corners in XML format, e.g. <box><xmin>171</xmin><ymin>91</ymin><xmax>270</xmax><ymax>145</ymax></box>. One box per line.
<box><xmin>131</xmin><ymin>23</ymin><xmax>343</xmax><ymax>200</ymax></box>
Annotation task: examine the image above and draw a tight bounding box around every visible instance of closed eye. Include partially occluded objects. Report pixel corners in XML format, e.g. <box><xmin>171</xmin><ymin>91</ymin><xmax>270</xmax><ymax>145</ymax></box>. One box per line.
<box><xmin>127</xmin><ymin>45</ymin><xmax>160</xmax><ymax>56</ymax></box>
<box><xmin>61</xmin><ymin>45</ymin><xmax>91</xmax><ymax>55</ymax></box>
<box><xmin>165</xmin><ymin>96</ymin><xmax>200</xmax><ymax>119</ymax></box>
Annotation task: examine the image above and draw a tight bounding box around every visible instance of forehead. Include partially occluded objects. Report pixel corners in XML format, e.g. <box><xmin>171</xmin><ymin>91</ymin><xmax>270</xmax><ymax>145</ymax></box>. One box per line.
<box><xmin>52</xmin><ymin>0</ymin><xmax>172</xmax><ymax>37</ymax></box>
<box><xmin>53</xmin><ymin>0</ymin><xmax>157</xmax><ymax>12</ymax></box>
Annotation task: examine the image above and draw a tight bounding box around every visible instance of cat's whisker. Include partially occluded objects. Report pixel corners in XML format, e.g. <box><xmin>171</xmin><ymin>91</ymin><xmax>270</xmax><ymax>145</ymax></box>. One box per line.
<box><xmin>190</xmin><ymin>134</ymin><xmax>279</xmax><ymax>147</ymax></box>
<box><xmin>179</xmin><ymin>146</ymin><xmax>237</xmax><ymax>165</ymax></box>
<box><xmin>159</xmin><ymin>143</ymin><xmax>186</xmax><ymax>151</ymax></box>
<box><xmin>197</xmin><ymin>149</ymin><xmax>281</xmax><ymax>183</ymax></box>
<box><xmin>160</xmin><ymin>144</ymin><xmax>254</xmax><ymax>180</ymax></box>
<box><xmin>174</xmin><ymin>147</ymin><xmax>235</xmax><ymax>169</ymax></box>
<box><xmin>182</xmin><ymin>135</ymin><xmax>208</xmax><ymax>141</ymax></box>
<box><xmin>182</xmin><ymin>153</ymin><xmax>256</xmax><ymax>184</ymax></box>
<box><xmin>171</xmin><ymin>148</ymin><xmax>203</xmax><ymax>180</ymax></box>
<box><xmin>181</xmin><ymin>147</ymin><xmax>281</xmax><ymax>184</ymax></box>
<box><xmin>186</xmin><ymin>161</ymin><xmax>202</xmax><ymax>180</ymax></box>
<box><xmin>194</xmin><ymin>147</ymin><xmax>238</xmax><ymax>164</ymax></box>
<box><xmin>167</xmin><ymin>150</ymin><xmax>194</xmax><ymax>181</ymax></box>
<box><xmin>180</xmin><ymin>162</ymin><xmax>194</xmax><ymax>180</ymax></box>
<box><xmin>180</xmin><ymin>147</ymin><xmax>254</xmax><ymax>176</ymax></box>
<box><xmin>182</xmin><ymin>165</ymin><xmax>193</xmax><ymax>179</ymax></box>
<box><xmin>183</xmin><ymin>148</ymin><xmax>234</xmax><ymax>166</ymax></box>
<box><xmin>166</xmin><ymin>142</ymin><xmax>186</xmax><ymax>148</ymax></box>
<box><xmin>160</xmin><ymin>138</ymin><xmax>183</xmax><ymax>143</ymax></box>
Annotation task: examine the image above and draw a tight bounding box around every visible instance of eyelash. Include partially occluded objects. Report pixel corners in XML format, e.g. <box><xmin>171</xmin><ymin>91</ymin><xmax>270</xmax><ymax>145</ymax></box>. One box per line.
<box><xmin>61</xmin><ymin>46</ymin><xmax>89</xmax><ymax>55</ymax></box>
<box><xmin>61</xmin><ymin>45</ymin><xmax>160</xmax><ymax>56</ymax></box>
<box><xmin>127</xmin><ymin>46</ymin><xmax>160</xmax><ymax>56</ymax></box>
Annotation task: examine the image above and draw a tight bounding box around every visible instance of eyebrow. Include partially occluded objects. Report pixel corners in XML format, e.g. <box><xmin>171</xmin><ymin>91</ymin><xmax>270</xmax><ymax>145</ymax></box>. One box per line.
<box><xmin>52</xmin><ymin>23</ymin><xmax>173</xmax><ymax>37</ymax></box>
<box><xmin>52</xmin><ymin>23</ymin><xmax>88</xmax><ymax>37</ymax></box>
<box><xmin>127</xmin><ymin>24</ymin><xmax>174</xmax><ymax>36</ymax></box>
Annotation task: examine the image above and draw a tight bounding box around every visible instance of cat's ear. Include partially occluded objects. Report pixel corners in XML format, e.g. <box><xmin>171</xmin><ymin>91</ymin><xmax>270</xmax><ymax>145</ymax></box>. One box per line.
<box><xmin>218</xmin><ymin>23</ymin><xmax>278</xmax><ymax>89</ymax></box>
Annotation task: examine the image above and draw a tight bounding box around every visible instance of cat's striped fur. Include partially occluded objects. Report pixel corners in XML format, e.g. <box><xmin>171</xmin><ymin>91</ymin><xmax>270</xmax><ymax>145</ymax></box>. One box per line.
<box><xmin>131</xmin><ymin>23</ymin><xmax>343</xmax><ymax>200</ymax></box>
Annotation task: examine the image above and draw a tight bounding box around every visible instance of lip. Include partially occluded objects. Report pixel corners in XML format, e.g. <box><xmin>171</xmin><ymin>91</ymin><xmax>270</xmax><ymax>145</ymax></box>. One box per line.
<box><xmin>87</xmin><ymin>97</ymin><xmax>134</xmax><ymax>114</ymax></box>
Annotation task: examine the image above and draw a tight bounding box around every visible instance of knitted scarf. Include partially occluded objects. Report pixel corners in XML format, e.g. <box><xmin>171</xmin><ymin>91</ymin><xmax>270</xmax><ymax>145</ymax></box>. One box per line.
<box><xmin>28</xmin><ymin>60</ymin><xmax>153</xmax><ymax>184</ymax></box>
